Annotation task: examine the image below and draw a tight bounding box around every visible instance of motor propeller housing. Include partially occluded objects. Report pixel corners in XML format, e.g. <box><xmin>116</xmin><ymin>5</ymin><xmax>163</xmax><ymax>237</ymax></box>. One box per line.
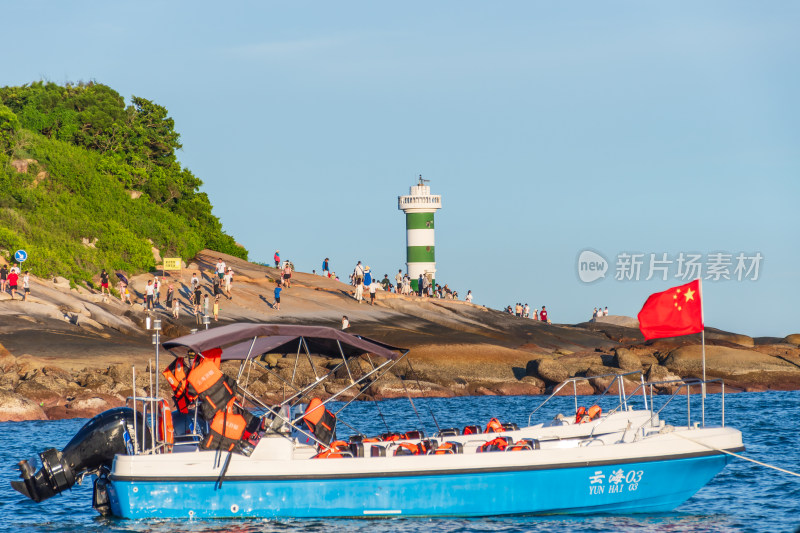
<box><xmin>11</xmin><ymin>407</ymin><xmax>150</xmax><ymax>503</ymax></box>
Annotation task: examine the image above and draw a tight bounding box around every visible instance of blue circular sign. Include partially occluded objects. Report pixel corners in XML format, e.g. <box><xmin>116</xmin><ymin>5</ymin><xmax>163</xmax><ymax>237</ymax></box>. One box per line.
<box><xmin>14</xmin><ymin>249</ymin><xmax>27</xmax><ymax>263</ymax></box>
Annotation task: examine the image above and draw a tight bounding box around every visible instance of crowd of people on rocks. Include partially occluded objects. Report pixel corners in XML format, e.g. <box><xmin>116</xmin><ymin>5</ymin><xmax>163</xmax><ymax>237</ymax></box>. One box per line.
<box><xmin>591</xmin><ymin>306</ymin><xmax>609</xmax><ymax>320</ymax></box>
<box><xmin>107</xmin><ymin>257</ymin><xmax>236</xmax><ymax>324</ymax></box>
<box><xmin>504</xmin><ymin>303</ymin><xmax>550</xmax><ymax>323</ymax></box>
<box><xmin>3</xmin><ymin>248</ymin><xmax>581</xmax><ymax>330</ymax></box>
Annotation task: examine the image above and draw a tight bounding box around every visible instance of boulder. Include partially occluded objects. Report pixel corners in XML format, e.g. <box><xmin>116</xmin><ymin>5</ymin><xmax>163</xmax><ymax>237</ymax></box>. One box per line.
<box><xmin>784</xmin><ymin>334</ymin><xmax>800</xmax><ymax>346</ymax></box>
<box><xmin>613</xmin><ymin>348</ymin><xmax>642</xmax><ymax>372</ymax></box>
<box><xmin>0</xmin><ymin>389</ymin><xmax>48</xmax><ymax>421</ymax></box>
<box><xmin>535</xmin><ymin>359</ymin><xmax>570</xmax><ymax>384</ymax></box>
<box><xmin>593</xmin><ymin>315</ymin><xmax>640</xmax><ymax>329</ymax></box>
<box><xmin>491</xmin><ymin>381</ymin><xmax>545</xmax><ymax>396</ymax></box>
<box><xmin>552</xmin><ymin>381</ymin><xmax>595</xmax><ymax>396</ymax></box>
<box><xmin>662</xmin><ymin>345</ymin><xmax>800</xmax><ymax>388</ymax></box>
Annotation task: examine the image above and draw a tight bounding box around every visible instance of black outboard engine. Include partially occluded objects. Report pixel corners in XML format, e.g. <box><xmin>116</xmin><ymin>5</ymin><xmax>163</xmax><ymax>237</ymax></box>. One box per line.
<box><xmin>11</xmin><ymin>407</ymin><xmax>149</xmax><ymax>506</ymax></box>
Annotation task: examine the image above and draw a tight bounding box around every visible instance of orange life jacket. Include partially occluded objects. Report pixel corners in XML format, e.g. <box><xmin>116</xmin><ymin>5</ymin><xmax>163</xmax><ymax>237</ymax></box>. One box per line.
<box><xmin>575</xmin><ymin>406</ymin><xmax>587</xmax><ymax>424</ymax></box>
<box><xmin>485</xmin><ymin>418</ymin><xmax>504</xmax><ymax>433</ymax></box>
<box><xmin>479</xmin><ymin>436</ymin><xmax>510</xmax><ymax>453</ymax></box>
<box><xmin>313</xmin><ymin>440</ymin><xmax>349</xmax><ymax>459</ymax></box>
<box><xmin>162</xmin><ymin>357</ymin><xmax>190</xmax><ymax>413</ymax></box>
<box><xmin>587</xmin><ymin>404</ymin><xmax>602</xmax><ymax>420</ymax></box>
<box><xmin>186</xmin><ymin>353</ymin><xmax>236</xmax><ymax>421</ymax></box>
<box><xmin>434</xmin><ymin>441</ymin><xmax>464</xmax><ymax>455</ymax></box>
<box><xmin>202</xmin><ymin>408</ymin><xmax>248</xmax><ymax>453</ymax></box>
<box><xmin>302</xmin><ymin>398</ymin><xmax>337</xmax><ymax>446</ymax></box>
<box><xmin>380</xmin><ymin>432</ymin><xmax>403</xmax><ymax>441</ymax></box>
<box><xmin>393</xmin><ymin>442</ymin><xmax>421</xmax><ymax>456</ymax></box>
<box><xmin>157</xmin><ymin>399</ymin><xmax>174</xmax><ymax>450</ymax></box>
<box><xmin>508</xmin><ymin>439</ymin><xmax>539</xmax><ymax>452</ymax></box>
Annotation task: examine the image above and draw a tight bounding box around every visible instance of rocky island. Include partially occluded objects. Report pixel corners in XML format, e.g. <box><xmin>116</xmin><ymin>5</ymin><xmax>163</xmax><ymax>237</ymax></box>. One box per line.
<box><xmin>2</xmin><ymin>249</ymin><xmax>798</xmax><ymax>422</ymax></box>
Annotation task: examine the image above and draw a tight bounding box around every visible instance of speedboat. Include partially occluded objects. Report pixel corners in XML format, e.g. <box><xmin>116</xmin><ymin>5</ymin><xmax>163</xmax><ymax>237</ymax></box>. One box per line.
<box><xmin>12</xmin><ymin>323</ymin><xmax>743</xmax><ymax>519</ymax></box>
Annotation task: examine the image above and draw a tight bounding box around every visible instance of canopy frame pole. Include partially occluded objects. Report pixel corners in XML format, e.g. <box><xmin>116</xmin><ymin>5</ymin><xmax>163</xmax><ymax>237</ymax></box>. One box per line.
<box><xmin>406</xmin><ymin>357</ymin><xmax>441</xmax><ymax>433</ymax></box>
<box><xmin>290</xmin><ymin>338</ymin><xmax>302</xmax><ymax>386</ymax></box>
<box><xmin>337</xmin><ymin>340</ymin><xmax>355</xmax><ymax>384</ymax></box>
<box><xmin>236</xmin><ymin>336</ymin><xmax>258</xmax><ymax>380</ymax></box>
<box><xmin>365</xmin><ymin>354</ymin><xmax>390</xmax><ymax>433</ymax></box>
<box><xmin>699</xmin><ymin>277</ymin><xmax>706</xmax><ymax>427</ymax></box>
<box><xmin>301</xmin><ymin>337</ymin><xmax>320</xmax><ymax>381</ymax></box>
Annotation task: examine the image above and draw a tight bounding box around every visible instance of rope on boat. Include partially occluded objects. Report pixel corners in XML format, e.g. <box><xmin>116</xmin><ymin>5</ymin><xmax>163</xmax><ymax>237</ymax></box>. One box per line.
<box><xmin>674</xmin><ymin>432</ymin><xmax>800</xmax><ymax>478</ymax></box>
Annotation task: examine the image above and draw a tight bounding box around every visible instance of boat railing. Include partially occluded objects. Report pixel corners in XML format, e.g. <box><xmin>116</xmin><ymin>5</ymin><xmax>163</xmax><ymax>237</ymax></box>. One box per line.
<box><xmin>527</xmin><ymin>370</ymin><xmax>647</xmax><ymax>426</ymax></box>
<box><xmin>125</xmin><ymin>396</ymin><xmax>204</xmax><ymax>455</ymax></box>
<box><xmin>627</xmin><ymin>378</ymin><xmax>725</xmax><ymax>431</ymax></box>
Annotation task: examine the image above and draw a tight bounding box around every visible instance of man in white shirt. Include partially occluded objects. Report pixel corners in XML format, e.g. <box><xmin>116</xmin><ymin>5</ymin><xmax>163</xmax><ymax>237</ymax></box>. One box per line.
<box><xmin>215</xmin><ymin>258</ymin><xmax>226</xmax><ymax>280</ymax></box>
<box><xmin>603</xmin><ymin>306</ymin><xmax>609</xmax><ymax>316</ymax></box>
<box><xmin>466</xmin><ymin>290</ymin><xmax>473</xmax><ymax>303</ymax></box>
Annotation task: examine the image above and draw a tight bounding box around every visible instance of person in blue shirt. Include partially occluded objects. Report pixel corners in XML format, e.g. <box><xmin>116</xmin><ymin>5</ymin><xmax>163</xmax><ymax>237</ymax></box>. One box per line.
<box><xmin>322</xmin><ymin>258</ymin><xmax>330</xmax><ymax>277</ymax></box>
<box><xmin>274</xmin><ymin>282</ymin><xmax>282</xmax><ymax>310</ymax></box>
<box><xmin>364</xmin><ymin>266</ymin><xmax>372</xmax><ymax>287</ymax></box>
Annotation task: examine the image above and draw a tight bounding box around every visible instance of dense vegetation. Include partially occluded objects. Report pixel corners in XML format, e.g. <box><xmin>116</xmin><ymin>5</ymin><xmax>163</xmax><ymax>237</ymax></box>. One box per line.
<box><xmin>0</xmin><ymin>81</ymin><xmax>246</xmax><ymax>283</ymax></box>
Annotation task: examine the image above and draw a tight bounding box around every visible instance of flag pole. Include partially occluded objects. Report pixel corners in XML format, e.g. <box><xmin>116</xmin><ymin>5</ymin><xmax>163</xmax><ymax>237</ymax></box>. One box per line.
<box><xmin>699</xmin><ymin>277</ymin><xmax>706</xmax><ymax>427</ymax></box>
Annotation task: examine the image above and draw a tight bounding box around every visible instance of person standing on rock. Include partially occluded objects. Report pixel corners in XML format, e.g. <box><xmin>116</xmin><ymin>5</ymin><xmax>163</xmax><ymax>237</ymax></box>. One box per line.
<box><xmin>466</xmin><ymin>290</ymin><xmax>473</xmax><ymax>303</ymax></box>
<box><xmin>165</xmin><ymin>282</ymin><xmax>174</xmax><ymax>310</ymax></box>
<box><xmin>364</xmin><ymin>266</ymin><xmax>372</xmax><ymax>288</ymax></box>
<box><xmin>322</xmin><ymin>258</ymin><xmax>330</xmax><ymax>278</ymax></box>
<box><xmin>202</xmin><ymin>294</ymin><xmax>210</xmax><ymax>317</ymax></box>
<box><xmin>274</xmin><ymin>250</ymin><xmax>280</xmax><ymax>268</ymax></box>
<box><xmin>191</xmin><ymin>272</ymin><xmax>200</xmax><ymax>292</ymax></box>
<box><xmin>353</xmin><ymin>261</ymin><xmax>364</xmax><ymax>286</ymax></box>
<box><xmin>274</xmin><ymin>281</ymin><xmax>282</xmax><ymax>310</ymax></box>
<box><xmin>172</xmin><ymin>290</ymin><xmax>180</xmax><ymax>318</ymax></box>
<box><xmin>215</xmin><ymin>258</ymin><xmax>226</xmax><ymax>281</ymax></box>
<box><xmin>224</xmin><ymin>268</ymin><xmax>234</xmax><ymax>299</ymax></box>
<box><xmin>22</xmin><ymin>271</ymin><xmax>30</xmax><ymax>301</ymax></box>
<box><xmin>603</xmin><ymin>306</ymin><xmax>609</xmax><ymax>316</ymax></box>
<box><xmin>282</xmin><ymin>262</ymin><xmax>292</xmax><ymax>289</ymax></box>
<box><xmin>145</xmin><ymin>280</ymin><xmax>154</xmax><ymax>310</ymax></box>
<box><xmin>213</xmin><ymin>295</ymin><xmax>220</xmax><ymax>321</ymax></box>
<box><xmin>524</xmin><ymin>303</ymin><xmax>530</xmax><ymax>318</ymax></box>
<box><xmin>153</xmin><ymin>277</ymin><xmax>161</xmax><ymax>307</ymax></box>
<box><xmin>369</xmin><ymin>279</ymin><xmax>378</xmax><ymax>305</ymax></box>
<box><xmin>100</xmin><ymin>269</ymin><xmax>110</xmax><ymax>298</ymax></box>
<box><xmin>540</xmin><ymin>306</ymin><xmax>548</xmax><ymax>323</ymax></box>
<box><xmin>193</xmin><ymin>284</ymin><xmax>202</xmax><ymax>315</ymax></box>
<box><xmin>7</xmin><ymin>268</ymin><xmax>17</xmax><ymax>299</ymax></box>
<box><xmin>0</xmin><ymin>264</ymin><xmax>7</xmax><ymax>294</ymax></box>
<box><xmin>341</xmin><ymin>315</ymin><xmax>350</xmax><ymax>330</ymax></box>
<box><xmin>395</xmin><ymin>269</ymin><xmax>403</xmax><ymax>289</ymax></box>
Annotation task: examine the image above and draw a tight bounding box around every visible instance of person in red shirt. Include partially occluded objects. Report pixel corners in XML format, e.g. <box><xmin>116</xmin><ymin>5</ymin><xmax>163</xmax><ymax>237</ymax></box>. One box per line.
<box><xmin>540</xmin><ymin>306</ymin><xmax>548</xmax><ymax>323</ymax></box>
<box><xmin>7</xmin><ymin>270</ymin><xmax>18</xmax><ymax>300</ymax></box>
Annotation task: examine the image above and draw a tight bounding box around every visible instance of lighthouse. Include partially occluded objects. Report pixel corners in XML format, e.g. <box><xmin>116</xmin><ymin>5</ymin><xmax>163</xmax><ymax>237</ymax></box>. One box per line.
<box><xmin>398</xmin><ymin>175</ymin><xmax>442</xmax><ymax>292</ymax></box>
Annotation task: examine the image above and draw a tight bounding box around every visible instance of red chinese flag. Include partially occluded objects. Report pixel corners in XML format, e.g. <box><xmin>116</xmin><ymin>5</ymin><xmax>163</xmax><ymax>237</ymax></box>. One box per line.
<box><xmin>637</xmin><ymin>280</ymin><xmax>703</xmax><ymax>340</ymax></box>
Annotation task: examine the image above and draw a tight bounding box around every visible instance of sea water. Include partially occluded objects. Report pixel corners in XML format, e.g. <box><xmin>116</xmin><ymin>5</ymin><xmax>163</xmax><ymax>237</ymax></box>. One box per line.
<box><xmin>2</xmin><ymin>391</ymin><xmax>799</xmax><ymax>532</ymax></box>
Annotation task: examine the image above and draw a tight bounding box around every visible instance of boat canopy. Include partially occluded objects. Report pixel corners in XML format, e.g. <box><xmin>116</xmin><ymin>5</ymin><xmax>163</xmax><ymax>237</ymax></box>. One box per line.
<box><xmin>161</xmin><ymin>323</ymin><xmax>405</xmax><ymax>361</ymax></box>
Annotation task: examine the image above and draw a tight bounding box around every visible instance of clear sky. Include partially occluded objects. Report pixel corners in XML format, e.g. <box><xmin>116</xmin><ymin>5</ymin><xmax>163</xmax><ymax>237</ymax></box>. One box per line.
<box><xmin>3</xmin><ymin>2</ymin><xmax>798</xmax><ymax>337</ymax></box>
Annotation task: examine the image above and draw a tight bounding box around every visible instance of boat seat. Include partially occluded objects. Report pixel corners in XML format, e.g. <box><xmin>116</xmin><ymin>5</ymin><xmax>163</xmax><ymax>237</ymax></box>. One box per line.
<box><xmin>462</xmin><ymin>425</ymin><xmax>482</xmax><ymax>435</ymax></box>
<box><xmin>370</xmin><ymin>445</ymin><xmax>386</xmax><ymax>457</ymax></box>
<box><xmin>506</xmin><ymin>438</ymin><xmax>540</xmax><ymax>451</ymax></box>
<box><xmin>437</xmin><ymin>428</ymin><xmax>461</xmax><ymax>438</ymax></box>
<box><xmin>433</xmin><ymin>441</ymin><xmax>464</xmax><ymax>455</ymax></box>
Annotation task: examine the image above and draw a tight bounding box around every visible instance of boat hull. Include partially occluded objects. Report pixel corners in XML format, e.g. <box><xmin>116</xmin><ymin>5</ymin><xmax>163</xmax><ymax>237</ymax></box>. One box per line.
<box><xmin>107</xmin><ymin>453</ymin><xmax>732</xmax><ymax>519</ymax></box>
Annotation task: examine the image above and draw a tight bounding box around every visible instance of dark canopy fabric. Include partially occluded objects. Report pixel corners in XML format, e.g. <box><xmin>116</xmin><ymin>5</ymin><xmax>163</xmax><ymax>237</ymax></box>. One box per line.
<box><xmin>161</xmin><ymin>323</ymin><xmax>405</xmax><ymax>360</ymax></box>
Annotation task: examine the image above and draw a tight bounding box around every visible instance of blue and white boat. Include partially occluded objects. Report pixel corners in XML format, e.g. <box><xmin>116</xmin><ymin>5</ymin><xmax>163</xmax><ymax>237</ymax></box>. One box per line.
<box><xmin>12</xmin><ymin>324</ymin><xmax>743</xmax><ymax>519</ymax></box>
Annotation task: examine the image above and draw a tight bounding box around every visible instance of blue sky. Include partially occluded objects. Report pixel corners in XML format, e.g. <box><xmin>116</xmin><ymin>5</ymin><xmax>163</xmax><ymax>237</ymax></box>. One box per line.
<box><xmin>3</xmin><ymin>2</ymin><xmax>798</xmax><ymax>336</ymax></box>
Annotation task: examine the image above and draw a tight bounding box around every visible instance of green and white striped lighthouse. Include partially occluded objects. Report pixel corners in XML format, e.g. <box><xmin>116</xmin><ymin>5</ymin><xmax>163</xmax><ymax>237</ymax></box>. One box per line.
<box><xmin>398</xmin><ymin>175</ymin><xmax>442</xmax><ymax>292</ymax></box>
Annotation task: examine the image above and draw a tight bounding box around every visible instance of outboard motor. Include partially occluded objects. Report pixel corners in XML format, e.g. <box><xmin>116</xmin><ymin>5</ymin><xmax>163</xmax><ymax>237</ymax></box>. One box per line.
<box><xmin>11</xmin><ymin>407</ymin><xmax>149</xmax><ymax>505</ymax></box>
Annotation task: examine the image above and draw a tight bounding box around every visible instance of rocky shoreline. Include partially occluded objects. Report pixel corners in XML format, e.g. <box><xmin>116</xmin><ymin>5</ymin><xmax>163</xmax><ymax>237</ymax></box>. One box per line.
<box><xmin>1</xmin><ymin>249</ymin><xmax>798</xmax><ymax>422</ymax></box>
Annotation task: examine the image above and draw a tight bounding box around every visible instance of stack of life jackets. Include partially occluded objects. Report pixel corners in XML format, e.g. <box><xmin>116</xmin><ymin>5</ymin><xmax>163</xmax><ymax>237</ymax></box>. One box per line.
<box><xmin>163</xmin><ymin>349</ymin><xmax>259</xmax><ymax>455</ymax></box>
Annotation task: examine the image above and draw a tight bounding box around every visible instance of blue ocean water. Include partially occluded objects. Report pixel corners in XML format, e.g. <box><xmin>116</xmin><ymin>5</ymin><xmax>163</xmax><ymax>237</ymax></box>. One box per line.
<box><xmin>2</xmin><ymin>391</ymin><xmax>799</xmax><ymax>532</ymax></box>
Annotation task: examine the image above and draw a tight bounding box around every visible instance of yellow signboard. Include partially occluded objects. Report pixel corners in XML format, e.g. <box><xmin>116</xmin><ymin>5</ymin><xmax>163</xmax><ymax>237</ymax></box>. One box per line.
<box><xmin>162</xmin><ymin>258</ymin><xmax>182</xmax><ymax>271</ymax></box>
